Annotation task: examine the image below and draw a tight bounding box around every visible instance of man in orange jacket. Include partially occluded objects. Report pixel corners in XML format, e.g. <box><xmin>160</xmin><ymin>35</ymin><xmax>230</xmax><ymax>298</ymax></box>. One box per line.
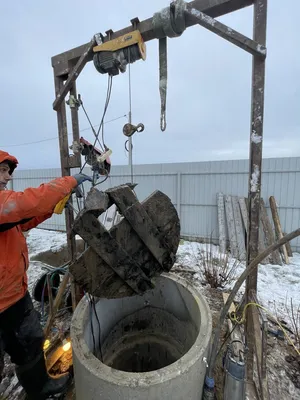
<box><xmin>0</xmin><ymin>150</ymin><xmax>92</xmax><ymax>399</ymax></box>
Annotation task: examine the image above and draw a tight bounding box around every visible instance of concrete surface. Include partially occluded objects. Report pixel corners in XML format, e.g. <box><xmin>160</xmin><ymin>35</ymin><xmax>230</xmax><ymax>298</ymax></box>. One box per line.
<box><xmin>71</xmin><ymin>273</ymin><xmax>212</xmax><ymax>400</ymax></box>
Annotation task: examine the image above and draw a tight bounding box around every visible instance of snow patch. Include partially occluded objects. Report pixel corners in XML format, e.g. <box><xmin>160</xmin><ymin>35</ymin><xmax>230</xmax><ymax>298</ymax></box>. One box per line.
<box><xmin>190</xmin><ymin>8</ymin><xmax>216</xmax><ymax>26</ymax></box>
<box><xmin>176</xmin><ymin>240</ymin><xmax>300</xmax><ymax>320</ymax></box>
<box><xmin>251</xmin><ymin>131</ymin><xmax>262</xmax><ymax>144</ymax></box>
<box><xmin>250</xmin><ymin>165</ymin><xmax>260</xmax><ymax>192</ymax></box>
<box><xmin>26</xmin><ymin>228</ymin><xmax>67</xmax><ymax>257</ymax></box>
<box><xmin>25</xmin><ymin>230</ymin><xmax>300</xmax><ymax>330</ymax></box>
<box><xmin>257</xmin><ymin>43</ymin><xmax>267</xmax><ymax>55</ymax></box>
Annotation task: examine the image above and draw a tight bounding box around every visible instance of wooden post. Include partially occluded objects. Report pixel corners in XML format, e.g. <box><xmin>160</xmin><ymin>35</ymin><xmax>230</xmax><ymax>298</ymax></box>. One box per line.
<box><xmin>246</xmin><ymin>0</ymin><xmax>268</xmax><ymax>381</ymax></box>
<box><xmin>53</xmin><ymin>74</ymin><xmax>81</xmax><ymax>310</ymax></box>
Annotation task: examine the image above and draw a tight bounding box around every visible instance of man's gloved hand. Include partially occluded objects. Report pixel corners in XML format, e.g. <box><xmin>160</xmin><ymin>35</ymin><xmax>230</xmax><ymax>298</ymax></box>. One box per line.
<box><xmin>73</xmin><ymin>173</ymin><xmax>93</xmax><ymax>186</ymax></box>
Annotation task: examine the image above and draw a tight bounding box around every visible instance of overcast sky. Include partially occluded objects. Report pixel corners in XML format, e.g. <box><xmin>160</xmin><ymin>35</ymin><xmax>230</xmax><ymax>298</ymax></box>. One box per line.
<box><xmin>1</xmin><ymin>0</ymin><xmax>299</xmax><ymax>170</ymax></box>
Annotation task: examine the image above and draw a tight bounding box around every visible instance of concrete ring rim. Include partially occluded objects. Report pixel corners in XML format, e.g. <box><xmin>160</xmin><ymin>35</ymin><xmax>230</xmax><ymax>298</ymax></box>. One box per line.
<box><xmin>71</xmin><ymin>272</ymin><xmax>212</xmax><ymax>387</ymax></box>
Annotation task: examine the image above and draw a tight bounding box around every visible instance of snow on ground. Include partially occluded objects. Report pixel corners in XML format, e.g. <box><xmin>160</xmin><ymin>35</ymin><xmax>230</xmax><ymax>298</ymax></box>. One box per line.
<box><xmin>26</xmin><ymin>228</ymin><xmax>67</xmax><ymax>257</ymax></box>
<box><xmin>25</xmin><ymin>229</ymin><xmax>68</xmax><ymax>293</ymax></box>
<box><xmin>257</xmin><ymin>253</ymin><xmax>300</xmax><ymax>317</ymax></box>
<box><xmin>27</xmin><ymin>229</ymin><xmax>300</xmax><ymax>321</ymax></box>
<box><xmin>172</xmin><ymin>239</ymin><xmax>300</xmax><ymax>321</ymax></box>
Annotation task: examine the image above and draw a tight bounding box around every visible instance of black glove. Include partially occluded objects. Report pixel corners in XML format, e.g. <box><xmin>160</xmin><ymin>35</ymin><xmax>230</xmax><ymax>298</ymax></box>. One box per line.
<box><xmin>73</xmin><ymin>173</ymin><xmax>93</xmax><ymax>186</ymax></box>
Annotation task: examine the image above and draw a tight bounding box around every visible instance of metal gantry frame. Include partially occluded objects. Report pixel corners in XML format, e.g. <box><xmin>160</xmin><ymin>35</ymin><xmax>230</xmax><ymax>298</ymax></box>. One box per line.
<box><xmin>51</xmin><ymin>0</ymin><xmax>267</xmax><ymax>395</ymax></box>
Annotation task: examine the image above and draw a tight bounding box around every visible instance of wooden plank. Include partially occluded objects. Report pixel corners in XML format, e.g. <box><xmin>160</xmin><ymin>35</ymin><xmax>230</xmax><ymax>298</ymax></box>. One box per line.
<box><xmin>260</xmin><ymin>198</ymin><xmax>282</xmax><ymax>265</ymax></box>
<box><xmin>246</xmin><ymin>380</ymin><xmax>259</xmax><ymax>400</ymax></box>
<box><xmin>232</xmin><ymin>196</ymin><xmax>246</xmax><ymax>261</ymax></box>
<box><xmin>258</xmin><ymin>224</ymin><xmax>270</xmax><ymax>264</ymax></box>
<box><xmin>251</xmin><ymin>307</ymin><xmax>263</xmax><ymax>393</ymax></box>
<box><xmin>217</xmin><ymin>193</ymin><xmax>227</xmax><ymax>254</ymax></box>
<box><xmin>224</xmin><ymin>195</ymin><xmax>238</xmax><ymax>258</ymax></box>
<box><xmin>222</xmin><ymin>293</ymin><xmax>244</xmax><ymax>356</ymax></box>
<box><xmin>269</xmin><ymin>196</ymin><xmax>289</xmax><ymax>264</ymax></box>
<box><xmin>108</xmin><ymin>185</ymin><xmax>176</xmax><ymax>271</ymax></box>
<box><xmin>283</xmin><ymin>232</ymin><xmax>293</xmax><ymax>257</ymax></box>
<box><xmin>70</xmin><ymin>189</ymin><xmax>180</xmax><ymax>298</ymax></box>
<box><xmin>251</xmin><ymin>291</ymin><xmax>268</xmax><ymax>392</ymax></box>
<box><xmin>44</xmin><ymin>272</ymin><xmax>70</xmax><ymax>338</ymax></box>
<box><xmin>46</xmin><ymin>274</ymin><xmax>54</xmax><ymax>317</ymax></box>
<box><xmin>239</xmin><ymin>197</ymin><xmax>269</xmax><ymax>264</ymax></box>
<box><xmin>250</xmin><ymin>303</ymin><xmax>270</xmax><ymax>400</ymax></box>
<box><xmin>239</xmin><ymin>197</ymin><xmax>248</xmax><ymax>231</ymax></box>
<box><xmin>186</xmin><ymin>5</ymin><xmax>266</xmax><ymax>58</ymax></box>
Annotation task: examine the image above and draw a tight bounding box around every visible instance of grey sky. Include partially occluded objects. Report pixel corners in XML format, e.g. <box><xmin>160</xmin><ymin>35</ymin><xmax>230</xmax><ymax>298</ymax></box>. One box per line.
<box><xmin>1</xmin><ymin>1</ymin><xmax>299</xmax><ymax>170</ymax></box>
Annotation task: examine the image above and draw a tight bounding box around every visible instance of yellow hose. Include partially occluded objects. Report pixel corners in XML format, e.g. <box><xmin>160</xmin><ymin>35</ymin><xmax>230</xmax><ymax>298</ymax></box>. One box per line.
<box><xmin>230</xmin><ymin>302</ymin><xmax>300</xmax><ymax>356</ymax></box>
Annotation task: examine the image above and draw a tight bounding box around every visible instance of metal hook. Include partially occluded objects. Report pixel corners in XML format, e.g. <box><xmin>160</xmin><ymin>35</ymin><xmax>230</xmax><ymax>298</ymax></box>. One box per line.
<box><xmin>123</xmin><ymin>123</ymin><xmax>145</xmax><ymax>137</ymax></box>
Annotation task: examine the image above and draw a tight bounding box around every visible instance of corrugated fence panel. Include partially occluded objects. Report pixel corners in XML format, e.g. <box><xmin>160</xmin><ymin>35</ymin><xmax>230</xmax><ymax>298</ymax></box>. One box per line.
<box><xmin>9</xmin><ymin>157</ymin><xmax>300</xmax><ymax>251</ymax></box>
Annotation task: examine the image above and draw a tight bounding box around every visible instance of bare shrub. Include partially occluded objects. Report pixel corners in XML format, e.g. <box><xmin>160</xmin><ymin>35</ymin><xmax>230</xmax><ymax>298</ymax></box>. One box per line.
<box><xmin>199</xmin><ymin>242</ymin><xmax>239</xmax><ymax>289</ymax></box>
<box><xmin>285</xmin><ymin>298</ymin><xmax>300</xmax><ymax>350</ymax></box>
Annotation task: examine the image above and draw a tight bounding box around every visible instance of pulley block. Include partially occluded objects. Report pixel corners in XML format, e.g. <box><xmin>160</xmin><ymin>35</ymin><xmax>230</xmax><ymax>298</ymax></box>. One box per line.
<box><xmin>123</xmin><ymin>123</ymin><xmax>144</xmax><ymax>137</ymax></box>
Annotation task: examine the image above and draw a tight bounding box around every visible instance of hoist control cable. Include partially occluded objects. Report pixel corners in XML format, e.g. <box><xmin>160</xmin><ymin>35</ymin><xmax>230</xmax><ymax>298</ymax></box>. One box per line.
<box><xmin>79</xmin><ymin>75</ymin><xmax>113</xmax><ymax>174</ymax></box>
<box><xmin>127</xmin><ymin>48</ymin><xmax>134</xmax><ymax>184</ymax></box>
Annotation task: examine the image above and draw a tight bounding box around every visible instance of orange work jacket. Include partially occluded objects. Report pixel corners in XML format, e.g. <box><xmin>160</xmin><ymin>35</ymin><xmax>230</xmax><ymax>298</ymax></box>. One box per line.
<box><xmin>0</xmin><ymin>152</ymin><xmax>77</xmax><ymax>312</ymax></box>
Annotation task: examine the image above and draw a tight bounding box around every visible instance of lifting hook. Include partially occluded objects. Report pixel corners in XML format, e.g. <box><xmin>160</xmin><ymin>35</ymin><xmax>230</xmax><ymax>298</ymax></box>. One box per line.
<box><xmin>123</xmin><ymin>123</ymin><xmax>144</xmax><ymax>137</ymax></box>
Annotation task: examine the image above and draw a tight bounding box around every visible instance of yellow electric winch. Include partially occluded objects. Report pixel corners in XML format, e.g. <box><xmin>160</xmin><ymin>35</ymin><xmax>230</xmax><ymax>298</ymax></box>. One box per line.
<box><xmin>93</xmin><ymin>30</ymin><xmax>146</xmax><ymax>76</ymax></box>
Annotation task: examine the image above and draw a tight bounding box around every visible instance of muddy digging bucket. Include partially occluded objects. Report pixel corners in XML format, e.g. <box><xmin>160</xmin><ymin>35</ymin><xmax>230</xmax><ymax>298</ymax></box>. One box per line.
<box><xmin>71</xmin><ymin>273</ymin><xmax>212</xmax><ymax>400</ymax></box>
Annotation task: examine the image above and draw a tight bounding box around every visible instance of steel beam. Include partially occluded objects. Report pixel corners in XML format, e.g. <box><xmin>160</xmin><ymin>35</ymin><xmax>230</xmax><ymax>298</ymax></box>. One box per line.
<box><xmin>185</xmin><ymin>5</ymin><xmax>266</xmax><ymax>58</ymax></box>
<box><xmin>52</xmin><ymin>0</ymin><xmax>254</xmax><ymax>76</ymax></box>
<box><xmin>53</xmin><ymin>39</ymin><xmax>95</xmax><ymax>110</ymax></box>
<box><xmin>246</xmin><ymin>0</ymin><xmax>267</xmax><ymax>382</ymax></box>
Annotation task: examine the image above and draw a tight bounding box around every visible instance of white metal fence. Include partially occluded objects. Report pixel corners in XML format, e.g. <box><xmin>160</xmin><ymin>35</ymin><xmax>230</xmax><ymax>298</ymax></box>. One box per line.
<box><xmin>8</xmin><ymin>157</ymin><xmax>300</xmax><ymax>252</ymax></box>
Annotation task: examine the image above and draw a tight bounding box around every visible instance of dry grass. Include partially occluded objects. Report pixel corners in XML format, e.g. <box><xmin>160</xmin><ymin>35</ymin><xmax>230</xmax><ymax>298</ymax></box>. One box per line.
<box><xmin>285</xmin><ymin>298</ymin><xmax>300</xmax><ymax>350</ymax></box>
<box><xmin>198</xmin><ymin>242</ymin><xmax>240</xmax><ymax>289</ymax></box>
